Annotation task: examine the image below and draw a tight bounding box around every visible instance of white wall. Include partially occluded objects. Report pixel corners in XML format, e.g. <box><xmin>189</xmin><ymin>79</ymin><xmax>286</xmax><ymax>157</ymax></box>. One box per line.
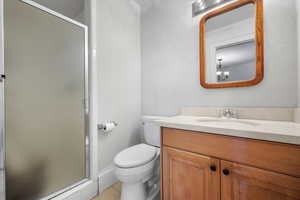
<box><xmin>96</xmin><ymin>0</ymin><xmax>141</xmax><ymax>171</ymax></box>
<box><xmin>141</xmin><ymin>0</ymin><xmax>298</xmax><ymax>116</ymax></box>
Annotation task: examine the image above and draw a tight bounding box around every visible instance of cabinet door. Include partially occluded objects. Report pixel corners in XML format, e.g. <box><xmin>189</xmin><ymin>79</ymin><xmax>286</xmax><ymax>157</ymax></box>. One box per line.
<box><xmin>162</xmin><ymin>147</ymin><xmax>220</xmax><ymax>200</ymax></box>
<box><xmin>221</xmin><ymin>160</ymin><xmax>300</xmax><ymax>200</ymax></box>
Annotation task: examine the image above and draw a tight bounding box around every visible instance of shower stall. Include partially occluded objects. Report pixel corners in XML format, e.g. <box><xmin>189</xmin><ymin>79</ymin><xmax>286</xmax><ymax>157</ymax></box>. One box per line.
<box><xmin>0</xmin><ymin>0</ymin><xmax>98</xmax><ymax>199</ymax></box>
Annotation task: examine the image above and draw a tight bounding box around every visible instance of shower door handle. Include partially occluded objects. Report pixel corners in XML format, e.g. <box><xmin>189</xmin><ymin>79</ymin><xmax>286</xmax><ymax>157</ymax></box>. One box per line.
<box><xmin>0</xmin><ymin>74</ymin><xmax>5</xmax><ymax>82</ymax></box>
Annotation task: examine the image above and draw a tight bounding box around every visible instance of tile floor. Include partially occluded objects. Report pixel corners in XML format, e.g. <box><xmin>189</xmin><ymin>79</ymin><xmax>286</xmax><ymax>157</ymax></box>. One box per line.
<box><xmin>92</xmin><ymin>182</ymin><xmax>160</xmax><ymax>200</ymax></box>
<box><xmin>93</xmin><ymin>182</ymin><xmax>121</xmax><ymax>200</ymax></box>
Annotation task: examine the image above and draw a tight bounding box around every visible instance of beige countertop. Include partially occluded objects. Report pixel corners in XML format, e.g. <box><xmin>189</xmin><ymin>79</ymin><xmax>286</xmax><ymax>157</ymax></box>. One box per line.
<box><xmin>155</xmin><ymin>115</ymin><xmax>300</xmax><ymax>145</ymax></box>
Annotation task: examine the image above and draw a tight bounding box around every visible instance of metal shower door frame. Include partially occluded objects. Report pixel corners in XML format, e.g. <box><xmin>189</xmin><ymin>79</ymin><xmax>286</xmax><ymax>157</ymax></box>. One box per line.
<box><xmin>0</xmin><ymin>0</ymin><xmax>91</xmax><ymax>199</ymax></box>
<box><xmin>0</xmin><ymin>0</ymin><xmax>5</xmax><ymax>198</ymax></box>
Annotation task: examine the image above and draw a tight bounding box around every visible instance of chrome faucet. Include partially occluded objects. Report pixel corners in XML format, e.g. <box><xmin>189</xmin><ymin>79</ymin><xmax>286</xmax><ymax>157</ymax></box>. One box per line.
<box><xmin>221</xmin><ymin>108</ymin><xmax>236</xmax><ymax>119</ymax></box>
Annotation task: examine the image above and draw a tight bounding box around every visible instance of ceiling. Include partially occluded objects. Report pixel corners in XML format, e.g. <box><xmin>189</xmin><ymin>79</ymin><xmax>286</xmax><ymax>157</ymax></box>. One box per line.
<box><xmin>32</xmin><ymin>0</ymin><xmax>85</xmax><ymax>19</ymax></box>
<box><xmin>134</xmin><ymin>0</ymin><xmax>152</xmax><ymax>6</ymax></box>
<box><xmin>133</xmin><ymin>0</ymin><xmax>157</xmax><ymax>11</ymax></box>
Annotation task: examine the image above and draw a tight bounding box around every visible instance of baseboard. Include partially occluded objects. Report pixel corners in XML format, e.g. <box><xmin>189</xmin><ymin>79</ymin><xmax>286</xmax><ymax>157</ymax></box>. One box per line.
<box><xmin>98</xmin><ymin>165</ymin><xmax>118</xmax><ymax>194</ymax></box>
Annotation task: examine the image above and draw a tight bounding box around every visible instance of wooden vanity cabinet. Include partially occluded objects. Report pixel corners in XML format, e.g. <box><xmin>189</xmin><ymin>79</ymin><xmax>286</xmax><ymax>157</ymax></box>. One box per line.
<box><xmin>161</xmin><ymin>128</ymin><xmax>300</xmax><ymax>200</ymax></box>
<box><xmin>221</xmin><ymin>160</ymin><xmax>300</xmax><ymax>200</ymax></box>
<box><xmin>162</xmin><ymin>147</ymin><xmax>220</xmax><ymax>200</ymax></box>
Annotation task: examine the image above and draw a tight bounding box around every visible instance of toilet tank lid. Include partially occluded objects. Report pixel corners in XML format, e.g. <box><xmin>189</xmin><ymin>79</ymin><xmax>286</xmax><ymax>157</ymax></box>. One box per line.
<box><xmin>114</xmin><ymin>144</ymin><xmax>158</xmax><ymax>168</ymax></box>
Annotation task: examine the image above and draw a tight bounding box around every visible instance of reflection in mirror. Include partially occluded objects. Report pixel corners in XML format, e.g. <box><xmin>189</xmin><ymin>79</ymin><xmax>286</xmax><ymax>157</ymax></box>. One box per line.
<box><xmin>205</xmin><ymin>3</ymin><xmax>255</xmax><ymax>84</ymax></box>
<box><xmin>200</xmin><ymin>0</ymin><xmax>263</xmax><ymax>88</ymax></box>
<box><xmin>215</xmin><ymin>40</ymin><xmax>256</xmax><ymax>82</ymax></box>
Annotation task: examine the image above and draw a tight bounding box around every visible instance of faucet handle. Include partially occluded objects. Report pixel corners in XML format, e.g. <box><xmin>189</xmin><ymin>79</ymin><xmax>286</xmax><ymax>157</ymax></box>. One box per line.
<box><xmin>229</xmin><ymin>108</ymin><xmax>237</xmax><ymax>118</ymax></box>
<box><xmin>220</xmin><ymin>108</ymin><xmax>237</xmax><ymax>119</ymax></box>
<box><xmin>219</xmin><ymin>108</ymin><xmax>227</xmax><ymax>117</ymax></box>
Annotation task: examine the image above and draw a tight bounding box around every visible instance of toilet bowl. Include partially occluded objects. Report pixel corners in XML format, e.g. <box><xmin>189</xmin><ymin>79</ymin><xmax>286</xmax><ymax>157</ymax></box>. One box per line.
<box><xmin>114</xmin><ymin>116</ymin><xmax>164</xmax><ymax>200</ymax></box>
<box><xmin>115</xmin><ymin>144</ymin><xmax>159</xmax><ymax>200</ymax></box>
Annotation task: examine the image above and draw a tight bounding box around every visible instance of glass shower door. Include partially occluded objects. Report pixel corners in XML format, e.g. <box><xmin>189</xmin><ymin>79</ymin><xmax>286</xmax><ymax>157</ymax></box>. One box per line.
<box><xmin>0</xmin><ymin>1</ymin><xmax>5</xmax><ymax>199</ymax></box>
<box><xmin>4</xmin><ymin>0</ymin><xmax>89</xmax><ymax>199</ymax></box>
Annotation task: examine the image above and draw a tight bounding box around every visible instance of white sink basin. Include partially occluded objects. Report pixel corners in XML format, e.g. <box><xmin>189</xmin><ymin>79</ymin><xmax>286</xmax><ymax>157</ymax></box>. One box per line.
<box><xmin>155</xmin><ymin>115</ymin><xmax>300</xmax><ymax>145</ymax></box>
<box><xmin>196</xmin><ymin>118</ymin><xmax>260</xmax><ymax>126</ymax></box>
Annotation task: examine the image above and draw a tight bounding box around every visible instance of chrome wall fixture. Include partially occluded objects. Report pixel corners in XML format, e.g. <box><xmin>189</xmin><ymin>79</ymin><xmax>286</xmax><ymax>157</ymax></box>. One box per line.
<box><xmin>192</xmin><ymin>0</ymin><xmax>233</xmax><ymax>17</ymax></box>
<box><xmin>216</xmin><ymin>71</ymin><xmax>230</xmax><ymax>81</ymax></box>
<box><xmin>216</xmin><ymin>58</ymin><xmax>230</xmax><ymax>81</ymax></box>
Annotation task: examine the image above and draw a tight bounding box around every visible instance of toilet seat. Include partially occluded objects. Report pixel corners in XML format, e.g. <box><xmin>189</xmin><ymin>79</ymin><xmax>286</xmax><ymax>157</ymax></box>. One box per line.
<box><xmin>114</xmin><ymin>144</ymin><xmax>158</xmax><ymax>168</ymax></box>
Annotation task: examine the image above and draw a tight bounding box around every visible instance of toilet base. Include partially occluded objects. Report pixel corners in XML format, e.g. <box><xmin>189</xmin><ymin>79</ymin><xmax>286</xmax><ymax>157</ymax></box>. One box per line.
<box><xmin>121</xmin><ymin>182</ymin><xmax>146</xmax><ymax>200</ymax></box>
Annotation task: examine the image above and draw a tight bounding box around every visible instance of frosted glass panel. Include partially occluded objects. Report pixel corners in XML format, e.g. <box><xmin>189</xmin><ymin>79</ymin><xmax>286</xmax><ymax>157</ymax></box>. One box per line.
<box><xmin>4</xmin><ymin>0</ymin><xmax>87</xmax><ymax>199</ymax></box>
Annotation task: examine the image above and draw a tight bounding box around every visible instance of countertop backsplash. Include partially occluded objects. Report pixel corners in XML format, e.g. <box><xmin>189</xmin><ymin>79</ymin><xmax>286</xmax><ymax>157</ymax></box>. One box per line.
<box><xmin>180</xmin><ymin>107</ymin><xmax>297</xmax><ymax>122</ymax></box>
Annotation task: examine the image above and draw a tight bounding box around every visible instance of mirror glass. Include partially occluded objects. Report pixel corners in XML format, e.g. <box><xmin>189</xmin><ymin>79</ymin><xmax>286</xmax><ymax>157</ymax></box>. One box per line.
<box><xmin>204</xmin><ymin>3</ymin><xmax>257</xmax><ymax>84</ymax></box>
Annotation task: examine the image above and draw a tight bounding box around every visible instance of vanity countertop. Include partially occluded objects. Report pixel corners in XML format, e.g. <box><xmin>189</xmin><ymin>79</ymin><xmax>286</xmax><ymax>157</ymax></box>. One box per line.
<box><xmin>156</xmin><ymin>116</ymin><xmax>300</xmax><ymax>145</ymax></box>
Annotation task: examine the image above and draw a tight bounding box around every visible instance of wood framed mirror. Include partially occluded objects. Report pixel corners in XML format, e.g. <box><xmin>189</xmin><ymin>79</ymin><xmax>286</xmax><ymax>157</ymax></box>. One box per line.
<box><xmin>199</xmin><ymin>0</ymin><xmax>264</xmax><ymax>89</ymax></box>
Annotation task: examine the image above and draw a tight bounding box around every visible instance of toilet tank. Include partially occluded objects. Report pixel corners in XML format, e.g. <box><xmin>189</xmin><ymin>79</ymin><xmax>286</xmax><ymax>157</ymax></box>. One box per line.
<box><xmin>142</xmin><ymin>116</ymin><xmax>166</xmax><ymax>147</ymax></box>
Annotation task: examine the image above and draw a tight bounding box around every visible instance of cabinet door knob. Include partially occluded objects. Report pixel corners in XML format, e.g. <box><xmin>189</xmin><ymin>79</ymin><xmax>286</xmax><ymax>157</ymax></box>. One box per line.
<box><xmin>210</xmin><ymin>165</ymin><xmax>217</xmax><ymax>172</ymax></box>
<box><xmin>223</xmin><ymin>169</ymin><xmax>230</xmax><ymax>176</ymax></box>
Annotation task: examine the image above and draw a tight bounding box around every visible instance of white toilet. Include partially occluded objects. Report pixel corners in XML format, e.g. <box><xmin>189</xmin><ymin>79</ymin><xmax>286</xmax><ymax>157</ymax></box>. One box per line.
<box><xmin>114</xmin><ymin>116</ymin><xmax>163</xmax><ymax>200</ymax></box>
